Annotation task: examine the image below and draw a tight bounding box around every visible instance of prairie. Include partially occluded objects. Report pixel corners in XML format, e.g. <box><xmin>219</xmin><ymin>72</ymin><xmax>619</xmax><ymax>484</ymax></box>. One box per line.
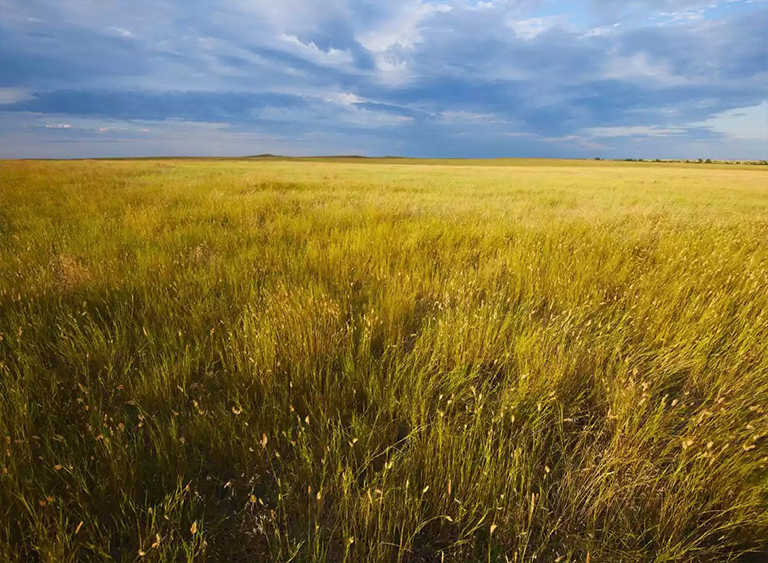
<box><xmin>1</xmin><ymin>158</ymin><xmax>767</xmax><ymax>562</ymax></box>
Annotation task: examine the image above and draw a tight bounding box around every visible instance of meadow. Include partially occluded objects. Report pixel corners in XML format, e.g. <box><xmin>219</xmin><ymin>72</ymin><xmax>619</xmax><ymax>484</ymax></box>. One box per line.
<box><xmin>1</xmin><ymin>158</ymin><xmax>767</xmax><ymax>562</ymax></box>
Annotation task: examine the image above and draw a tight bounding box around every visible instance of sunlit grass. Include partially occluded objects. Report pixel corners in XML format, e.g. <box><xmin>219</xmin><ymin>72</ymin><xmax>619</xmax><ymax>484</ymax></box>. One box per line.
<box><xmin>1</xmin><ymin>158</ymin><xmax>767</xmax><ymax>562</ymax></box>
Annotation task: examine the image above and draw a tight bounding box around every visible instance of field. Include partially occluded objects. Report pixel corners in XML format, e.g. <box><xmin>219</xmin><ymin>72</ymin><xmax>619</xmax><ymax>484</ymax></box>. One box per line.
<box><xmin>1</xmin><ymin>158</ymin><xmax>767</xmax><ymax>562</ymax></box>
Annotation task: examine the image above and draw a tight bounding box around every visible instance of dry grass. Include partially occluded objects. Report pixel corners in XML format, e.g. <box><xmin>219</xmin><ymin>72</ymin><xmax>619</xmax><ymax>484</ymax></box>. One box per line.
<box><xmin>1</xmin><ymin>158</ymin><xmax>767</xmax><ymax>562</ymax></box>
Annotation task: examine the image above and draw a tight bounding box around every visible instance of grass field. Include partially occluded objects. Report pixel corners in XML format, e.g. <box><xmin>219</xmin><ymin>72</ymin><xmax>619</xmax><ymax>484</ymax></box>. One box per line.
<box><xmin>1</xmin><ymin>158</ymin><xmax>767</xmax><ymax>562</ymax></box>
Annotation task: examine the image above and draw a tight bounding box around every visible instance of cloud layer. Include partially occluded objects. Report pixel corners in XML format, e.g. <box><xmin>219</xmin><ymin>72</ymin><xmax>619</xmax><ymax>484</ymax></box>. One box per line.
<box><xmin>1</xmin><ymin>0</ymin><xmax>766</xmax><ymax>159</ymax></box>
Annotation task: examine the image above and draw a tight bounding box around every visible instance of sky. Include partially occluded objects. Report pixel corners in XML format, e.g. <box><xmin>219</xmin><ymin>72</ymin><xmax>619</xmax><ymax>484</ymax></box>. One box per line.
<box><xmin>0</xmin><ymin>0</ymin><xmax>766</xmax><ymax>159</ymax></box>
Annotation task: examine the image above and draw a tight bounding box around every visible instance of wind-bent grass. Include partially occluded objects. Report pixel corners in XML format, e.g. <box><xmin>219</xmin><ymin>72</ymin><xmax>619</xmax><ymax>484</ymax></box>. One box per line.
<box><xmin>1</xmin><ymin>158</ymin><xmax>767</xmax><ymax>562</ymax></box>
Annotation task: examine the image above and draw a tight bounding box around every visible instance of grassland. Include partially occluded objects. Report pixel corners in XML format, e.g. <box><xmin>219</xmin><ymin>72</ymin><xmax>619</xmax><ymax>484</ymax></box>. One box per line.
<box><xmin>1</xmin><ymin>158</ymin><xmax>767</xmax><ymax>562</ymax></box>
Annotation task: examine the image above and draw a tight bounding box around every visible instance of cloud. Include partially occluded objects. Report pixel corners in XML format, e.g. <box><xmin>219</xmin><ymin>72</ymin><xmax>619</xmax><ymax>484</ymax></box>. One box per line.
<box><xmin>690</xmin><ymin>101</ymin><xmax>768</xmax><ymax>141</ymax></box>
<box><xmin>0</xmin><ymin>87</ymin><xmax>33</xmax><ymax>104</ymax></box>
<box><xmin>439</xmin><ymin>110</ymin><xmax>504</xmax><ymax>123</ymax></box>
<box><xmin>603</xmin><ymin>53</ymin><xmax>684</xmax><ymax>85</ymax></box>
<box><xmin>507</xmin><ymin>16</ymin><xmax>568</xmax><ymax>40</ymax></box>
<box><xmin>107</xmin><ymin>27</ymin><xmax>134</xmax><ymax>38</ymax></box>
<box><xmin>585</xmin><ymin>125</ymin><xmax>685</xmax><ymax>137</ymax></box>
<box><xmin>356</xmin><ymin>2</ymin><xmax>452</xmax><ymax>53</ymax></box>
<box><xmin>0</xmin><ymin>0</ymin><xmax>766</xmax><ymax>159</ymax></box>
<box><xmin>0</xmin><ymin>111</ymin><xmax>375</xmax><ymax>158</ymax></box>
<box><xmin>278</xmin><ymin>34</ymin><xmax>354</xmax><ymax>66</ymax></box>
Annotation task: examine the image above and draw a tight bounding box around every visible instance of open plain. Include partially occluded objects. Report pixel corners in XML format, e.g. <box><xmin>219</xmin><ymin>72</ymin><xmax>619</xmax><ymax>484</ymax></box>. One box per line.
<box><xmin>1</xmin><ymin>158</ymin><xmax>767</xmax><ymax>562</ymax></box>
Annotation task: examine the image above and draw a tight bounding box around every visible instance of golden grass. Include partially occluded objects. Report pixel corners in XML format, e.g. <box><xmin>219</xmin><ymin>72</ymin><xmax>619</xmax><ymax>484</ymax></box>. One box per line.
<box><xmin>1</xmin><ymin>158</ymin><xmax>767</xmax><ymax>562</ymax></box>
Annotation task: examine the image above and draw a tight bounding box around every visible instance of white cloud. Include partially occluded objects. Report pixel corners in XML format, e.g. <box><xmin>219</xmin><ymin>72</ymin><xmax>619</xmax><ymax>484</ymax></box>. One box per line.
<box><xmin>691</xmin><ymin>101</ymin><xmax>768</xmax><ymax>141</ymax></box>
<box><xmin>653</xmin><ymin>10</ymin><xmax>706</xmax><ymax>24</ymax></box>
<box><xmin>325</xmin><ymin>92</ymin><xmax>365</xmax><ymax>105</ymax></box>
<box><xmin>0</xmin><ymin>88</ymin><xmax>34</xmax><ymax>105</ymax></box>
<box><xmin>355</xmin><ymin>1</ymin><xmax>451</xmax><ymax>82</ymax></box>
<box><xmin>603</xmin><ymin>52</ymin><xmax>686</xmax><ymax>85</ymax></box>
<box><xmin>340</xmin><ymin>106</ymin><xmax>415</xmax><ymax>126</ymax></box>
<box><xmin>507</xmin><ymin>16</ymin><xmax>566</xmax><ymax>40</ymax></box>
<box><xmin>439</xmin><ymin>110</ymin><xmax>501</xmax><ymax>123</ymax></box>
<box><xmin>107</xmin><ymin>26</ymin><xmax>133</xmax><ymax>37</ymax></box>
<box><xmin>543</xmin><ymin>134</ymin><xmax>606</xmax><ymax>149</ymax></box>
<box><xmin>279</xmin><ymin>34</ymin><xmax>353</xmax><ymax>66</ymax></box>
<box><xmin>585</xmin><ymin>125</ymin><xmax>685</xmax><ymax>137</ymax></box>
<box><xmin>581</xmin><ymin>23</ymin><xmax>621</xmax><ymax>38</ymax></box>
<box><xmin>356</xmin><ymin>2</ymin><xmax>451</xmax><ymax>53</ymax></box>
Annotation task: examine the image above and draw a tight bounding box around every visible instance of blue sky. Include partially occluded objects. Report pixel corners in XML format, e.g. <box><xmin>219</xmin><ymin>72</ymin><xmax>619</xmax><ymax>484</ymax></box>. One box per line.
<box><xmin>0</xmin><ymin>0</ymin><xmax>766</xmax><ymax>159</ymax></box>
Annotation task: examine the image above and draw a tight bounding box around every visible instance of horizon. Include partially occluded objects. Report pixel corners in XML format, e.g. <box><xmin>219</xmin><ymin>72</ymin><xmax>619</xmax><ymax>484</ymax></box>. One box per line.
<box><xmin>1</xmin><ymin>154</ymin><xmax>766</xmax><ymax>164</ymax></box>
<box><xmin>1</xmin><ymin>0</ymin><xmax>767</xmax><ymax>160</ymax></box>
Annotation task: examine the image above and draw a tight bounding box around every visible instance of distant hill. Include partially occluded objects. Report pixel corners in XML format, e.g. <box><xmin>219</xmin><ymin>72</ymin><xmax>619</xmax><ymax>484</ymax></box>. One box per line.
<box><xmin>246</xmin><ymin>154</ymin><xmax>409</xmax><ymax>160</ymax></box>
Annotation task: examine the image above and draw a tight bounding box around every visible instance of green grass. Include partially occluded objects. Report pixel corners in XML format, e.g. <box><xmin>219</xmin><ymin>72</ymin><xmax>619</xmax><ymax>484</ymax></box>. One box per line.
<box><xmin>1</xmin><ymin>158</ymin><xmax>767</xmax><ymax>562</ymax></box>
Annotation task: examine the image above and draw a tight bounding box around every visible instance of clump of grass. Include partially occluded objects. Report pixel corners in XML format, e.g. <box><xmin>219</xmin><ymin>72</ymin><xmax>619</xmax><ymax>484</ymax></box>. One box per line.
<box><xmin>1</xmin><ymin>158</ymin><xmax>767</xmax><ymax>562</ymax></box>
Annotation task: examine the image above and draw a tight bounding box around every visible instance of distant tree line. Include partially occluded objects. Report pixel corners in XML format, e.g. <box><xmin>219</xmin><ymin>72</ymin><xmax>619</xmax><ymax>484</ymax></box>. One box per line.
<box><xmin>610</xmin><ymin>158</ymin><xmax>767</xmax><ymax>165</ymax></box>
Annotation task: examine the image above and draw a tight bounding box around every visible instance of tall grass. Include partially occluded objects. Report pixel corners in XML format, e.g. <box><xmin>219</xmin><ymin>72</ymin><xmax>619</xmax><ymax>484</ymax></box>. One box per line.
<box><xmin>1</xmin><ymin>159</ymin><xmax>767</xmax><ymax>562</ymax></box>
